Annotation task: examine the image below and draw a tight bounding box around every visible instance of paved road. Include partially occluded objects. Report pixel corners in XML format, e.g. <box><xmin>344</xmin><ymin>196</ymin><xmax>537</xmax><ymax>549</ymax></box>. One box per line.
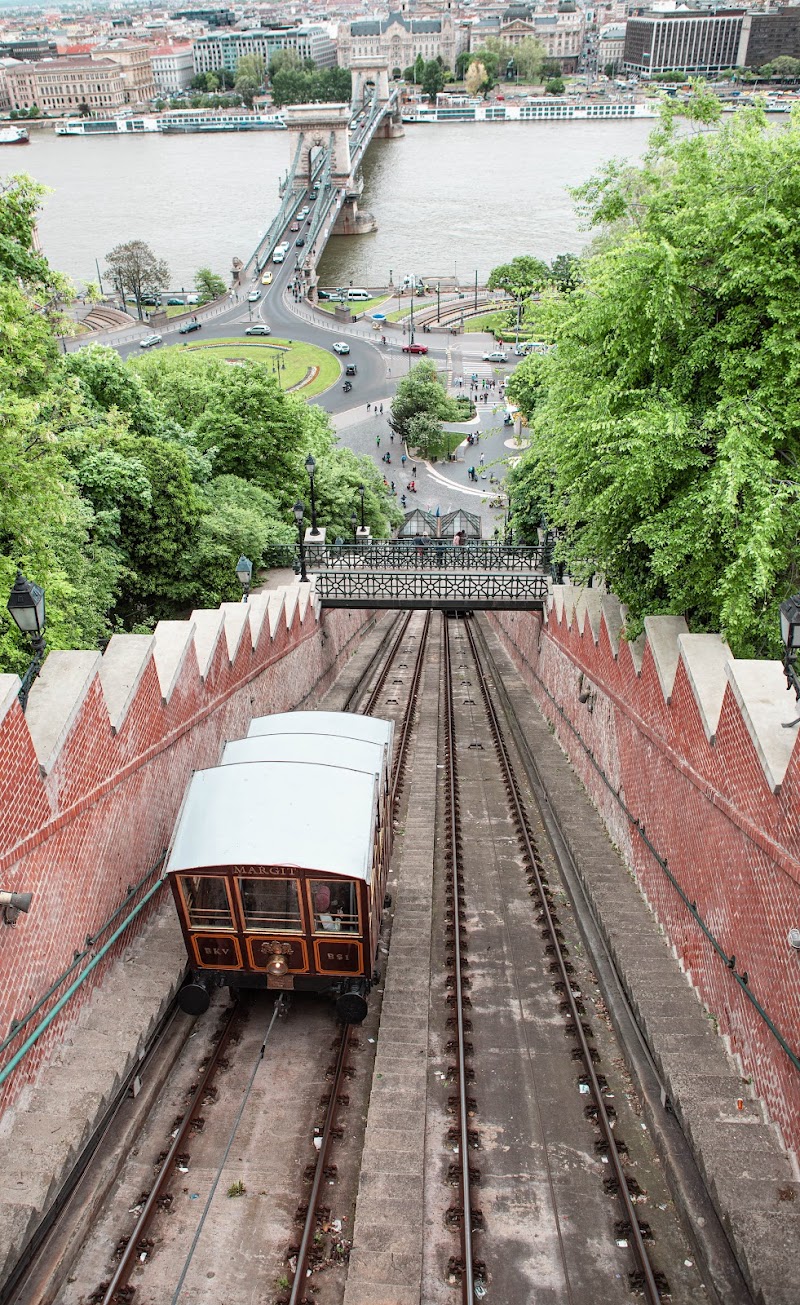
<box><xmin>71</xmin><ymin>243</ymin><xmax>520</xmax><ymax>532</ymax></box>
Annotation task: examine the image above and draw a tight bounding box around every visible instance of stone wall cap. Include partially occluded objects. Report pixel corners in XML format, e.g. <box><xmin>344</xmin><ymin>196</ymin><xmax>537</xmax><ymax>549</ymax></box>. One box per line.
<box><xmin>98</xmin><ymin>634</ymin><xmax>155</xmax><ymax>733</ymax></box>
<box><xmin>726</xmin><ymin>659</ymin><xmax>798</xmax><ymax>793</ymax></box>
<box><xmin>644</xmin><ymin>615</ymin><xmax>689</xmax><ymax>702</ymax></box>
<box><xmin>26</xmin><ymin>651</ymin><xmax>102</xmax><ymax>772</ymax></box>
<box><xmin>678</xmin><ymin>633</ymin><xmax>732</xmax><ymax>743</ymax></box>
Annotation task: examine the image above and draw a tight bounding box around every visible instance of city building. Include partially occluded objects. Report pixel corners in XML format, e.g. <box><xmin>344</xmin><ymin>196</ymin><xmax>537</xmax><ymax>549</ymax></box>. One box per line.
<box><xmin>338</xmin><ymin>6</ymin><xmax>466</xmax><ymax>74</ymax></box>
<box><xmin>0</xmin><ymin>37</ymin><xmax>58</xmax><ymax>62</ymax></box>
<box><xmin>5</xmin><ymin>56</ymin><xmax>127</xmax><ymax>113</ymax></box>
<box><xmin>192</xmin><ymin>24</ymin><xmax>336</xmax><ymax>76</ymax></box>
<box><xmin>92</xmin><ymin>41</ymin><xmax>156</xmax><ymax>105</ymax></box>
<box><xmin>741</xmin><ymin>6</ymin><xmax>800</xmax><ymax>68</ymax></box>
<box><xmin>173</xmin><ymin>9</ymin><xmax>236</xmax><ymax>27</ymax></box>
<box><xmin>597</xmin><ymin>21</ymin><xmax>627</xmax><ymax>72</ymax></box>
<box><xmin>497</xmin><ymin>3</ymin><xmax>586</xmax><ymax>74</ymax></box>
<box><xmin>150</xmin><ymin>43</ymin><xmax>195</xmax><ymax>94</ymax></box>
<box><xmin>623</xmin><ymin>9</ymin><xmax>745</xmax><ymax>75</ymax></box>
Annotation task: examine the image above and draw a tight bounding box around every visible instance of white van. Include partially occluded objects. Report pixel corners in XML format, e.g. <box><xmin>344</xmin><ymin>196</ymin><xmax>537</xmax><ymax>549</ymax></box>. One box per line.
<box><xmin>273</xmin><ymin>250</ymin><xmax>285</xmax><ymax>264</ymax></box>
<box><xmin>347</xmin><ymin>289</ymin><xmax>371</xmax><ymax>301</ymax></box>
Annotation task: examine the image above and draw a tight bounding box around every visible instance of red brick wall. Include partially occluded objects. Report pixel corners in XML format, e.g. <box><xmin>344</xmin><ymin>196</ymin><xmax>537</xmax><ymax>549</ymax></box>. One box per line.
<box><xmin>489</xmin><ymin>601</ymin><xmax>800</xmax><ymax>1154</ymax></box>
<box><xmin>0</xmin><ymin>591</ymin><xmax>379</xmax><ymax>1106</ymax></box>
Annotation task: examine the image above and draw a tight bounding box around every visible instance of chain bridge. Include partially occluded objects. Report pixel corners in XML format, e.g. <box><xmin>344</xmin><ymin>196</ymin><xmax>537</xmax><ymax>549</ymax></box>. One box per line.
<box><xmin>254</xmin><ymin>61</ymin><xmax>403</xmax><ymax>288</ymax></box>
<box><xmin>301</xmin><ymin>542</ymin><xmax>550</xmax><ymax>611</ymax></box>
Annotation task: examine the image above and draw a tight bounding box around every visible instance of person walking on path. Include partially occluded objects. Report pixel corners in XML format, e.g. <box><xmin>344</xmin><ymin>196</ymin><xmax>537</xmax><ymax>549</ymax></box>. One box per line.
<box><xmin>401</xmin><ymin>453</ymin><xmax>407</xmax><ymax>469</ymax></box>
<box><xmin>479</xmin><ymin>451</ymin><xmax>485</xmax><ymax>466</ymax></box>
<box><xmin>376</xmin><ymin>434</ymin><xmax>381</xmax><ymax>448</ymax></box>
<box><xmin>412</xmin><ymin>465</ymin><xmax>417</xmax><ymax>477</ymax></box>
<box><xmin>390</xmin><ymin>432</ymin><xmax>394</xmax><ymax>443</ymax></box>
<box><xmin>380</xmin><ymin>403</ymin><xmax>384</xmax><ymax>414</ymax></box>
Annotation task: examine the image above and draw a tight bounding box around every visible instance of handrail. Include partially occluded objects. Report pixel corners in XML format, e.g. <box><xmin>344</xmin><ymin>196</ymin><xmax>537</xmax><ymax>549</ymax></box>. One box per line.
<box><xmin>0</xmin><ymin>850</ymin><xmax>167</xmax><ymax>1063</ymax></box>
<box><xmin>0</xmin><ymin>875</ymin><xmax>168</xmax><ymax>1090</ymax></box>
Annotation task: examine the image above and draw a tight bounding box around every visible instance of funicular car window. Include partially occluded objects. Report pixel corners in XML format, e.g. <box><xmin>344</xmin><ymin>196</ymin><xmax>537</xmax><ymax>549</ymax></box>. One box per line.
<box><xmin>238</xmin><ymin>877</ymin><xmax>302</xmax><ymax>932</ymax></box>
<box><xmin>179</xmin><ymin>875</ymin><xmax>234</xmax><ymax>929</ymax></box>
<box><xmin>309</xmin><ymin>880</ymin><xmax>360</xmax><ymax>934</ymax></box>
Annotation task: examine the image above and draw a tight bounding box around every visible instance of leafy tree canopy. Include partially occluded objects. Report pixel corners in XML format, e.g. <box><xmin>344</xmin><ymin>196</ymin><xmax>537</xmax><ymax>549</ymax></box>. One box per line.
<box><xmin>488</xmin><ymin>255</ymin><xmax>550</xmax><ymax>300</ymax></box>
<box><xmin>194</xmin><ymin>267</ymin><xmax>227</xmax><ymax>302</ymax></box>
<box><xmin>507</xmin><ymin>103</ymin><xmax>800</xmax><ymax>656</ymax></box>
<box><xmin>105</xmin><ymin>239</ymin><xmax>169</xmax><ymax>319</ymax></box>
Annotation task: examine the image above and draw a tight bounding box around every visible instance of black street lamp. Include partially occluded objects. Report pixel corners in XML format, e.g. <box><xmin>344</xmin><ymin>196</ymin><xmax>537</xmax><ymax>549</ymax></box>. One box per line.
<box><xmin>236</xmin><ymin>554</ymin><xmax>253</xmax><ymax>602</ymax></box>
<box><xmin>7</xmin><ymin>570</ymin><xmax>46</xmax><ymax>713</ymax></box>
<box><xmin>436</xmin><ymin>281</ymin><xmax>441</xmax><ymax>323</ymax></box>
<box><xmin>305</xmin><ymin>453</ymin><xmax>320</xmax><ymax>536</ymax></box>
<box><xmin>350</xmin><ymin>511</ymin><xmax>358</xmax><ymax>543</ymax></box>
<box><xmin>358</xmin><ymin>483</ymin><xmax>365</xmax><ymax>530</ymax></box>
<box><xmin>780</xmin><ymin>593</ymin><xmax>800</xmax><ymax>726</ymax></box>
<box><xmin>293</xmin><ymin>501</ymin><xmax>309</xmax><ymax>583</ymax></box>
<box><xmin>409</xmin><ymin>291</ymin><xmax>415</xmax><ymax>346</ymax></box>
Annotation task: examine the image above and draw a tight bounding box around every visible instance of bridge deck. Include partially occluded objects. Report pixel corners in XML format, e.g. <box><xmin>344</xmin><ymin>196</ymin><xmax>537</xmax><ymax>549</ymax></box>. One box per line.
<box><xmin>311</xmin><ymin>569</ymin><xmax>548</xmax><ymax>610</ymax></box>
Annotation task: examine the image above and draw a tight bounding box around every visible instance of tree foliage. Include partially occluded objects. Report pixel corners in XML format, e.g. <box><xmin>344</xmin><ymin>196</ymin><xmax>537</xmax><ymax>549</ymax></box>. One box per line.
<box><xmin>507</xmin><ymin>103</ymin><xmax>800</xmax><ymax>656</ymax></box>
<box><xmin>194</xmin><ymin>267</ymin><xmax>227</xmax><ymax>301</ymax></box>
<box><xmin>488</xmin><ymin>255</ymin><xmax>550</xmax><ymax>300</ymax></box>
<box><xmin>105</xmin><ymin>240</ymin><xmax>169</xmax><ymax>319</ymax></box>
<box><xmin>270</xmin><ymin>65</ymin><xmax>351</xmax><ymax>107</ymax></box>
<box><xmin>390</xmin><ymin>361</ymin><xmax>473</xmax><ymax>458</ymax></box>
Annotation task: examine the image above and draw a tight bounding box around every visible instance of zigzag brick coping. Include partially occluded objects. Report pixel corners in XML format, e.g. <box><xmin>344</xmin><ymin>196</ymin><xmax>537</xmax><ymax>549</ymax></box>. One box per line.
<box><xmin>0</xmin><ymin>582</ymin><xmax>377</xmax><ymax>1110</ymax></box>
<box><xmin>489</xmin><ymin>587</ymin><xmax>800</xmax><ymax>1156</ymax></box>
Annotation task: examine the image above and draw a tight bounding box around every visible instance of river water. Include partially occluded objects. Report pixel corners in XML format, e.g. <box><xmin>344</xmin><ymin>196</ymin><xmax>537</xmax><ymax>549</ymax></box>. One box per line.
<box><xmin>2</xmin><ymin>119</ymin><xmax>656</xmax><ymax>289</ymax></box>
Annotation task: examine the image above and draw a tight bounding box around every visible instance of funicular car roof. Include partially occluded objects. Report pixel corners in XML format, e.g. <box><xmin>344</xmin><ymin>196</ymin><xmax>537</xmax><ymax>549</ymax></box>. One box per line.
<box><xmin>166</xmin><ymin>761</ymin><xmax>378</xmax><ymax>882</ymax></box>
<box><xmin>222</xmin><ymin>733</ymin><xmax>386</xmax><ymax>781</ymax></box>
<box><xmin>247</xmin><ymin>711</ymin><xmax>393</xmax><ymax>751</ymax></box>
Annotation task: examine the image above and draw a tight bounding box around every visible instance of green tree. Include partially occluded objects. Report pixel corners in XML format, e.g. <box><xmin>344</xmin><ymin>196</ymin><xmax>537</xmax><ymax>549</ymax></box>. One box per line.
<box><xmin>0</xmin><ymin>174</ymin><xmax>66</xmax><ymax>293</ymax></box>
<box><xmin>540</xmin><ymin>58</ymin><xmax>562</xmax><ymax>79</ymax></box>
<box><xmin>105</xmin><ymin>240</ymin><xmax>169</xmax><ymax>319</ymax></box>
<box><xmin>413</xmin><ymin>53</ymin><xmax>425</xmax><ymax>85</ymax></box>
<box><xmin>422</xmin><ymin>59</ymin><xmax>445</xmax><ymax>100</ymax></box>
<box><xmin>455</xmin><ymin>52</ymin><xmax>471</xmax><ymax>80</ymax></box>
<box><xmin>236</xmin><ymin>54</ymin><xmax>265</xmax><ymax>86</ymax></box>
<box><xmin>194</xmin><ymin>267</ymin><xmax>227</xmax><ymax>302</ymax></box>
<box><xmin>508</xmin><ymin>102</ymin><xmax>800</xmax><ymax>656</ymax></box>
<box><xmin>545</xmin><ymin>76</ymin><xmax>565</xmax><ymax>96</ymax></box>
<box><xmin>488</xmin><ymin>255</ymin><xmax>550</xmax><ymax>301</ymax></box>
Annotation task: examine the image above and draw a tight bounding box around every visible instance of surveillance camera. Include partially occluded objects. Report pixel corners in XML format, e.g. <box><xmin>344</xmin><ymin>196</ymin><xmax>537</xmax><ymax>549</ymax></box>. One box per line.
<box><xmin>788</xmin><ymin>928</ymin><xmax>800</xmax><ymax>952</ymax></box>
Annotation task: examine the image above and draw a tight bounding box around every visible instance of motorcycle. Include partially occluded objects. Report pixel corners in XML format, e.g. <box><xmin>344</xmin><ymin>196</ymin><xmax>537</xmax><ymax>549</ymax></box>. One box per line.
<box><xmin>342</xmin><ymin>380</ymin><xmax>352</xmax><ymax>392</ymax></box>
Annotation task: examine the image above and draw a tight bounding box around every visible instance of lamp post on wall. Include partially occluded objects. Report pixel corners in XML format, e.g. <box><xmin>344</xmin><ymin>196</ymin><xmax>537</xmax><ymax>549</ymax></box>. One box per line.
<box><xmin>436</xmin><ymin>281</ymin><xmax>441</xmax><ymax>323</ymax></box>
<box><xmin>350</xmin><ymin>511</ymin><xmax>358</xmax><ymax>543</ymax></box>
<box><xmin>358</xmin><ymin>483</ymin><xmax>365</xmax><ymax>530</ymax></box>
<box><xmin>235</xmin><ymin>555</ymin><xmax>253</xmax><ymax>602</ymax></box>
<box><xmin>7</xmin><ymin>571</ymin><xmax>46</xmax><ymax>713</ymax></box>
<box><xmin>293</xmin><ymin>501</ymin><xmax>309</xmax><ymax>582</ymax></box>
<box><xmin>780</xmin><ymin>593</ymin><xmax>800</xmax><ymax>727</ymax></box>
<box><xmin>305</xmin><ymin>453</ymin><xmax>320</xmax><ymax>536</ymax></box>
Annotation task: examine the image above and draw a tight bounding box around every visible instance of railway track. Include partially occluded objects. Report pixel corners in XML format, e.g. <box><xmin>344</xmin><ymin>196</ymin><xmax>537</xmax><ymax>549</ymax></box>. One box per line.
<box><xmin>437</xmin><ymin>612</ymin><xmax>673</xmax><ymax>1301</ymax></box>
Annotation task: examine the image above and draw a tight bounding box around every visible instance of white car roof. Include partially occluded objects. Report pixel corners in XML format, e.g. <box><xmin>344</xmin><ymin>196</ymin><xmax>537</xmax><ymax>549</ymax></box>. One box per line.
<box><xmin>222</xmin><ymin>733</ymin><xmax>386</xmax><ymax>781</ymax></box>
<box><xmin>247</xmin><ymin>711</ymin><xmax>393</xmax><ymax>751</ymax></box>
<box><xmin>166</xmin><ymin>761</ymin><xmax>378</xmax><ymax>882</ymax></box>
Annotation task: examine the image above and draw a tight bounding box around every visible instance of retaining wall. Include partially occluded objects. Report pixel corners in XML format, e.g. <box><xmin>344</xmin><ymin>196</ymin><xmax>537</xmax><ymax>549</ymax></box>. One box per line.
<box><xmin>0</xmin><ymin>583</ymin><xmax>376</xmax><ymax>1109</ymax></box>
<box><xmin>489</xmin><ymin>588</ymin><xmax>800</xmax><ymax>1154</ymax></box>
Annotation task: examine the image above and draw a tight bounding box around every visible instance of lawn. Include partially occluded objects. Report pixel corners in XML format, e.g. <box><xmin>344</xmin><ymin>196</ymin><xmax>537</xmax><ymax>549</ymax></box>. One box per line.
<box><xmin>317</xmin><ymin>295</ymin><xmax>391</xmax><ymax>316</ymax></box>
<box><xmin>385</xmin><ymin>298</ymin><xmax>437</xmax><ymax>322</ymax></box>
<box><xmin>177</xmin><ymin>336</ymin><xmax>340</xmax><ymax>398</ymax></box>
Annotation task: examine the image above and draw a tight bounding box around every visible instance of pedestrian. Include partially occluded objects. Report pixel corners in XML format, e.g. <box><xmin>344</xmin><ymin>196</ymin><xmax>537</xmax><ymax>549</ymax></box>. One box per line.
<box><xmin>391</xmin><ymin>480</ymin><xmax>396</xmax><ymax>494</ymax></box>
<box><xmin>412</xmin><ymin>465</ymin><xmax>417</xmax><ymax>477</ymax></box>
<box><xmin>401</xmin><ymin>453</ymin><xmax>407</xmax><ymax>468</ymax></box>
<box><xmin>390</xmin><ymin>432</ymin><xmax>394</xmax><ymax>443</ymax></box>
<box><xmin>383</xmin><ymin>476</ymin><xmax>389</xmax><ymax>487</ymax></box>
<box><xmin>376</xmin><ymin>434</ymin><xmax>381</xmax><ymax>448</ymax></box>
<box><xmin>479</xmin><ymin>452</ymin><xmax>485</xmax><ymax>466</ymax></box>
<box><xmin>380</xmin><ymin>403</ymin><xmax>384</xmax><ymax>414</ymax></box>
<box><xmin>367</xmin><ymin>402</ymin><xmax>371</xmax><ymax>412</ymax></box>
<box><xmin>401</xmin><ymin>493</ymin><xmax>407</xmax><ymax>508</ymax></box>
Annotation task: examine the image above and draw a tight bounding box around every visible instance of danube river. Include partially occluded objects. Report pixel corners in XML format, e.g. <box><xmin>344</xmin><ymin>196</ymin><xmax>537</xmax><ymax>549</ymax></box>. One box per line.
<box><xmin>2</xmin><ymin>119</ymin><xmax>656</xmax><ymax>288</ymax></box>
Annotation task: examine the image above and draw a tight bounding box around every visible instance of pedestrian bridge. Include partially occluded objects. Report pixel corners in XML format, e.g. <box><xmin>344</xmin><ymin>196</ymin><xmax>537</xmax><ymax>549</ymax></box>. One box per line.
<box><xmin>303</xmin><ymin>543</ymin><xmax>549</xmax><ymax>611</ymax></box>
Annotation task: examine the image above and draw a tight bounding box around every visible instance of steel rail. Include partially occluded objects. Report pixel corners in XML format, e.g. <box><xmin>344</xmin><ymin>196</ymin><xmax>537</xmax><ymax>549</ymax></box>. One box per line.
<box><xmin>341</xmin><ymin>612</ymin><xmax>405</xmax><ymax>714</ymax></box>
<box><xmin>463</xmin><ymin>617</ymin><xmax>663</xmax><ymax>1305</ymax></box>
<box><xmin>442</xmin><ymin>615</ymin><xmax>475</xmax><ymax>1304</ymax></box>
<box><xmin>100</xmin><ymin>1002</ymin><xmax>241</xmax><ymax>1305</ymax></box>
<box><xmin>288</xmin><ymin>1027</ymin><xmax>351</xmax><ymax>1305</ymax></box>
<box><xmin>388</xmin><ymin>611</ymin><xmax>431</xmax><ymax>810</ymax></box>
<box><xmin>361</xmin><ymin>610</ymin><xmax>414</xmax><ymax>716</ymax></box>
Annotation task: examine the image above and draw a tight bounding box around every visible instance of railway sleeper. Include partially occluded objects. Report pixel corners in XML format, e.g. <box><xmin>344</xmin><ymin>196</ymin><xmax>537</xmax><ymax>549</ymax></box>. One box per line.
<box><xmin>443</xmin><ymin>1205</ymin><xmax>485</xmax><ymax>1226</ymax></box>
<box><xmin>445</xmin><ymin>973</ymin><xmax>472</xmax><ymax>989</ymax></box>
<box><xmin>578</xmin><ymin>1072</ymin><xmax>608</xmax><ymax>1091</ymax></box>
<box><xmin>446</xmin><ymin>1015</ymin><xmax>473</xmax><ymax>1031</ymax></box>
<box><xmin>585</xmin><ymin>1102</ymin><xmax>617</xmax><ymax>1122</ymax></box>
<box><xmin>597</xmin><ymin>1134</ymin><xmax>628</xmax><ymax>1158</ymax></box>
<box><xmin>447</xmin><ymin>1125</ymin><xmax>481</xmax><ymax>1148</ymax></box>
<box><xmin>564</xmin><ymin>1021</ymin><xmax>593</xmax><ymax>1038</ymax></box>
<box><xmin>318</xmin><ymin>1091</ymin><xmax>349</xmax><ymax>1107</ymax></box>
<box><xmin>446</xmin><ymin>992</ymin><xmax>472</xmax><ymax>1008</ymax></box>
<box><xmin>446</xmin><ymin>1253</ymin><xmax>488</xmax><ymax>1278</ymax></box>
<box><xmin>90</xmin><ymin>1285</ymin><xmax>135</xmax><ymax>1304</ymax></box>
<box><xmin>446</xmin><ymin>1162</ymin><xmax>481</xmax><ymax>1186</ymax></box>
<box><xmin>628</xmin><ymin>1269</ymin><xmax>670</xmax><ymax>1297</ymax></box>
<box><xmin>603</xmin><ymin>1174</ymin><xmax>644</xmax><ymax>1199</ymax></box>
<box><xmin>446</xmin><ymin>1063</ymin><xmax>476</xmax><ymax>1082</ymax></box>
<box><xmin>615</xmin><ymin>1219</ymin><xmax>654</xmax><ymax>1243</ymax></box>
<box><xmin>445</xmin><ymin>1039</ymin><xmax>475</xmax><ymax>1055</ymax></box>
<box><xmin>559</xmin><ymin>998</ymin><xmax>587</xmax><ymax>1017</ymax></box>
<box><xmin>448</xmin><ymin>1094</ymin><xmax>478</xmax><ymax>1114</ymax></box>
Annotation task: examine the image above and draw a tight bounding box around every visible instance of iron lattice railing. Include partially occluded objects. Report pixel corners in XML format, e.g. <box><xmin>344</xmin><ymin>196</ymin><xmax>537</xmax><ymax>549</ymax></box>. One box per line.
<box><xmin>303</xmin><ymin>543</ymin><xmax>548</xmax><ymax>572</ymax></box>
<box><xmin>312</xmin><ymin>569</ymin><xmax>548</xmax><ymax>609</ymax></box>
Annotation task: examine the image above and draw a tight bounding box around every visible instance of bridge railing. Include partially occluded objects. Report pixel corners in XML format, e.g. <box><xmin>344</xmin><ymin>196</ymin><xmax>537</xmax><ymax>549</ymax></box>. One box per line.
<box><xmin>313</xmin><ymin>568</ymin><xmax>548</xmax><ymax>609</ymax></box>
<box><xmin>303</xmin><ymin>543</ymin><xmax>549</xmax><ymax>571</ymax></box>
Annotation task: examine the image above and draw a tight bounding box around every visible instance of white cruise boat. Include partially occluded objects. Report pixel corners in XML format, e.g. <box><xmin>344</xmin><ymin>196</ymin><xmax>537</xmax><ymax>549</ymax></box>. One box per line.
<box><xmin>404</xmin><ymin>98</ymin><xmax>657</xmax><ymax>123</ymax></box>
<box><xmin>56</xmin><ymin>111</ymin><xmax>286</xmax><ymax>137</ymax></box>
<box><xmin>56</xmin><ymin>116</ymin><xmax>160</xmax><ymax>135</ymax></box>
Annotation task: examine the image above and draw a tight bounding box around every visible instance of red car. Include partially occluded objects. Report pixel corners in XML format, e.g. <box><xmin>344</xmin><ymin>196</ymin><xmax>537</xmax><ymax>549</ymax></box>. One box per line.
<box><xmin>402</xmin><ymin>342</ymin><xmax>428</xmax><ymax>354</ymax></box>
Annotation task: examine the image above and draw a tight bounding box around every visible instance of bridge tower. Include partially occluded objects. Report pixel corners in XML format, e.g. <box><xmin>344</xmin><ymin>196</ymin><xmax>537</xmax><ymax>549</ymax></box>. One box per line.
<box><xmin>283</xmin><ymin>102</ymin><xmax>353</xmax><ymax>192</ymax></box>
<box><xmin>350</xmin><ymin>58</ymin><xmax>404</xmax><ymax>139</ymax></box>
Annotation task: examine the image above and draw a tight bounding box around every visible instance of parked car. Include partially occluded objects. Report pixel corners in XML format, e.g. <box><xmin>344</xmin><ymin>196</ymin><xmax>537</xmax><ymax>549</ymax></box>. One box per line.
<box><xmin>179</xmin><ymin>321</ymin><xmax>202</xmax><ymax>334</ymax></box>
<box><xmin>167</xmin><ymin>297</ymin><xmax>184</xmax><ymax>306</ymax></box>
<box><xmin>261</xmin><ymin>271</ymin><xmax>273</xmax><ymax>285</ymax></box>
<box><xmin>140</xmin><ymin>293</ymin><xmax>161</xmax><ymax>306</ymax></box>
<box><xmin>186</xmin><ymin>293</ymin><xmax>200</xmax><ymax>305</ymax></box>
<box><xmin>402</xmin><ymin>342</ymin><xmax>428</xmax><ymax>355</ymax></box>
<box><xmin>248</xmin><ymin>290</ymin><xmax>261</xmax><ymax>302</ymax></box>
<box><xmin>483</xmin><ymin>350</ymin><xmax>509</xmax><ymax>362</ymax></box>
<box><xmin>345</xmin><ymin>363</ymin><xmax>357</xmax><ymax>375</ymax></box>
<box><xmin>332</xmin><ymin>341</ymin><xmax>350</xmax><ymax>355</ymax></box>
<box><xmin>245</xmin><ymin>324</ymin><xmax>271</xmax><ymax>335</ymax></box>
<box><xmin>139</xmin><ymin>333</ymin><xmax>163</xmax><ymax>348</ymax></box>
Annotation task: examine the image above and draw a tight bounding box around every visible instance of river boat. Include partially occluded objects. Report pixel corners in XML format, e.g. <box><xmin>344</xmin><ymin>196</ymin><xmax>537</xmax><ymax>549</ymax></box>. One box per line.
<box><xmin>157</xmin><ymin>111</ymin><xmax>285</xmax><ymax>132</ymax></box>
<box><xmin>403</xmin><ymin>99</ymin><xmax>657</xmax><ymax>123</ymax></box>
<box><xmin>56</xmin><ymin>117</ymin><xmax>159</xmax><ymax>135</ymax></box>
<box><xmin>0</xmin><ymin>126</ymin><xmax>30</xmax><ymax>145</ymax></box>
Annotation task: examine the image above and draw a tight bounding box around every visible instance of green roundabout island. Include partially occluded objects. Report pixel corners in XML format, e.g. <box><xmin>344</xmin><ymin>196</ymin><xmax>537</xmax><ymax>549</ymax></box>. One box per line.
<box><xmin>178</xmin><ymin>336</ymin><xmax>341</xmax><ymax>398</ymax></box>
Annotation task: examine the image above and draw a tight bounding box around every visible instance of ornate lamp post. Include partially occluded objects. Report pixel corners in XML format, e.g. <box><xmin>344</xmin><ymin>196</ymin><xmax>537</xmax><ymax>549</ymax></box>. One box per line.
<box><xmin>358</xmin><ymin>483</ymin><xmax>365</xmax><ymax>531</ymax></box>
<box><xmin>350</xmin><ymin>511</ymin><xmax>358</xmax><ymax>543</ymax></box>
<box><xmin>305</xmin><ymin>453</ymin><xmax>320</xmax><ymax>536</ymax></box>
<box><xmin>7</xmin><ymin>571</ymin><xmax>46</xmax><ymax>713</ymax></box>
<box><xmin>780</xmin><ymin>593</ymin><xmax>800</xmax><ymax>726</ymax></box>
<box><xmin>235</xmin><ymin>555</ymin><xmax>253</xmax><ymax>602</ymax></box>
<box><xmin>293</xmin><ymin>501</ymin><xmax>309</xmax><ymax>582</ymax></box>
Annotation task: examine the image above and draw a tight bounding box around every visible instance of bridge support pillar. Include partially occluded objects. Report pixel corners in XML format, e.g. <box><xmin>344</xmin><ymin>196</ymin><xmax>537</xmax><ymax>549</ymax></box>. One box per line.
<box><xmin>333</xmin><ymin>196</ymin><xmax>377</xmax><ymax>236</ymax></box>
